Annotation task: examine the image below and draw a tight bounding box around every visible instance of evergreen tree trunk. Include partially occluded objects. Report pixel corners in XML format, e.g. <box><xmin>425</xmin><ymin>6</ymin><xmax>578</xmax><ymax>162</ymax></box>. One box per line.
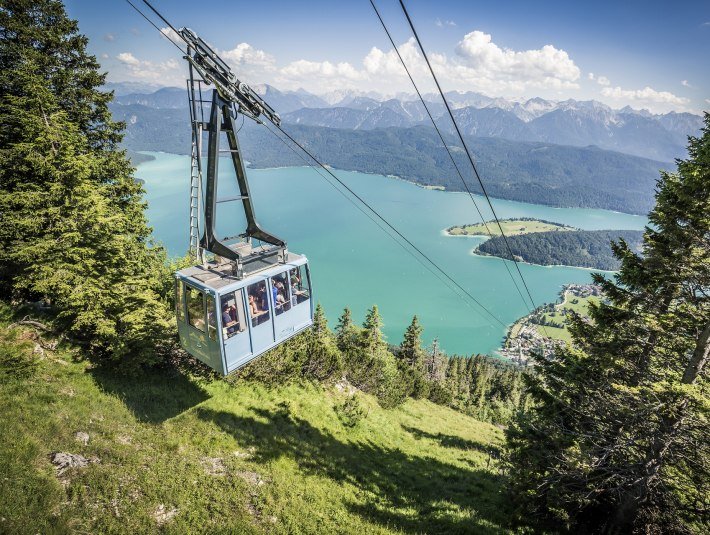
<box><xmin>613</xmin><ymin>319</ymin><xmax>710</xmax><ymax>529</ymax></box>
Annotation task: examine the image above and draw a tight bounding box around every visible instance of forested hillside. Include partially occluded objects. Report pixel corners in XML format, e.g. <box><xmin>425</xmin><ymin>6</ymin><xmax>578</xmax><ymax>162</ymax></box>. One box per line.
<box><xmin>476</xmin><ymin>229</ymin><xmax>645</xmax><ymax>270</ymax></box>
<box><xmin>110</xmin><ymin>102</ymin><xmax>664</xmax><ymax>214</ymax></box>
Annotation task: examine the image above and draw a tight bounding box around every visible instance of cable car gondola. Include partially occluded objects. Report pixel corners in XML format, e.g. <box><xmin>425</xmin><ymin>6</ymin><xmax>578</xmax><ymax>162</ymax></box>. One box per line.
<box><xmin>175</xmin><ymin>254</ymin><xmax>313</xmax><ymax>375</ymax></box>
<box><xmin>173</xmin><ymin>28</ymin><xmax>314</xmax><ymax>375</ymax></box>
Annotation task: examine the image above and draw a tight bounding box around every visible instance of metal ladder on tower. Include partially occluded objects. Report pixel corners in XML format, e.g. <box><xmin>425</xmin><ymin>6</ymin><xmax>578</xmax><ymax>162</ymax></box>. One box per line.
<box><xmin>187</xmin><ymin>54</ymin><xmax>206</xmax><ymax>264</ymax></box>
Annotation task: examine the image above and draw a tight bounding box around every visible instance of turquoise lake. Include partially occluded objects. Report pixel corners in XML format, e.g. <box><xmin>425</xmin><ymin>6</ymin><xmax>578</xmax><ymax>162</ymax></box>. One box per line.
<box><xmin>135</xmin><ymin>152</ymin><xmax>648</xmax><ymax>356</ymax></box>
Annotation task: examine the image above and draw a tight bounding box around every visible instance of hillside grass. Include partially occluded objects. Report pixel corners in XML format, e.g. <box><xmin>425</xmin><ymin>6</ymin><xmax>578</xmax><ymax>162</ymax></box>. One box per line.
<box><xmin>447</xmin><ymin>219</ymin><xmax>574</xmax><ymax>237</ymax></box>
<box><xmin>531</xmin><ymin>291</ymin><xmax>600</xmax><ymax>342</ymax></box>
<box><xmin>0</xmin><ymin>315</ymin><xmax>513</xmax><ymax>534</ymax></box>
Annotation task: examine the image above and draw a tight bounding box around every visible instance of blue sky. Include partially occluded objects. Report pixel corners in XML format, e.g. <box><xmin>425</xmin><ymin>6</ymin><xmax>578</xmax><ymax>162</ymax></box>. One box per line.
<box><xmin>65</xmin><ymin>0</ymin><xmax>709</xmax><ymax>114</ymax></box>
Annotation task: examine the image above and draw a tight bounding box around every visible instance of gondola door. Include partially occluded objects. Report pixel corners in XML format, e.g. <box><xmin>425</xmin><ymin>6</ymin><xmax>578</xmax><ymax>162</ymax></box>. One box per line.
<box><xmin>245</xmin><ymin>279</ymin><xmax>275</xmax><ymax>355</ymax></box>
<box><xmin>180</xmin><ymin>282</ymin><xmax>222</xmax><ymax>371</ymax></box>
<box><xmin>220</xmin><ymin>288</ymin><xmax>253</xmax><ymax>372</ymax></box>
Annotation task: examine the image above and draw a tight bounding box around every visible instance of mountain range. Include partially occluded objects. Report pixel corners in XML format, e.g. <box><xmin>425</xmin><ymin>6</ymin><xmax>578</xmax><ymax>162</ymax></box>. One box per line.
<box><xmin>111</xmin><ymin>102</ymin><xmax>665</xmax><ymax>214</ymax></box>
<box><xmin>111</xmin><ymin>83</ymin><xmax>704</xmax><ymax>162</ymax></box>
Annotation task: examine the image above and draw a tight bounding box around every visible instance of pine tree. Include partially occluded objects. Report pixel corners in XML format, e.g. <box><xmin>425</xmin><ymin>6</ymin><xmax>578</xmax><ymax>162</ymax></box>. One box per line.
<box><xmin>312</xmin><ymin>303</ymin><xmax>328</xmax><ymax>335</ymax></box>
<box><xmin>300</xmin><ymin>304</ymin><xmax>342</xmax><ymax>380</ymax></box>
<box><xmin>507</xmin><ymin>115</ymin><xmax>710</xmax><ymax>533</ymax></box>
<box><xmin>397</xmin><ymin>315</ymin><xmax>429</xmax><ymax>398</ymax></box>
<box><xmin>335</xmin><ymin>307</ymin><xmax>358</xmax><ymax>353</ymax></box>
<box><xmin>0</xmin><ymin>0</ymin><xmax>173</xmax><ymax>368</ymax></box>
<box><xmin>361</xmin><ymin>305</ymin><xmax>385</xmax><ymax>353</ymax></box>
<box><xmin>399</xmin><ymin>315</ymin><xmax>425</xmax><ymax>370</ymax></box>
<box><xmin>425</xmin><ymin>337</ymin><xmax>446</xmax><ymax>382</ymax></box>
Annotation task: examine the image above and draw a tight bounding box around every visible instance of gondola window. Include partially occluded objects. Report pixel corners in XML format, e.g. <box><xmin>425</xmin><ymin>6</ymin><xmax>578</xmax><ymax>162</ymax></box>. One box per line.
<box><xmin>221</xmin><ymin>290</ymin><xmax>246</xmax><ymax>339</ymax></box>
<box><xmin>290</xmin><ymin>266</ymin><xmax>311</xmax><ymax>305</ymax></box>
<box><xmin>186</xmin><ymin>285</ymin><xmax>205</xmax><ymax>332</ymax></box>
<box><xmin>247</xmin><ymin>281</ymin><xmax>270</xmax><ymax>327</ymax></box>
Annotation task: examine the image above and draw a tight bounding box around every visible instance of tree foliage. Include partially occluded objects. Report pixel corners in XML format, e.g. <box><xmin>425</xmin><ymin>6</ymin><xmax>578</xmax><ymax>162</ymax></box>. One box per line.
<box><xmin>0</xmin><ymin>0</ymin><xmax>174</xmax><ymax>369</ymax></box>
<box><xmin>506</xmin><ymin>114</ymin><xmax>710</xmax><ymax>533</ymax></box>
<box><xmin>477</xmin><ymin>229</ymin><xmax>645</xmax><ymax>270</ymax></box>
<box><xmin>241</xmin><ymin>304</ymin><xmax>526</xmax><ymax>423</ymax></box>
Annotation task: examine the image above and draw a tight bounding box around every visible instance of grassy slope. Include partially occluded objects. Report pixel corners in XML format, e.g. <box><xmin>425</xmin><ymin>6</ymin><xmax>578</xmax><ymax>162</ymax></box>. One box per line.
<box><xmin>0</xmin><ymin>324</ymin><xmax>510</xmax><ymax>534</ymax></box>
<box><xmin>447</xmin><ymin>219</ymin><xmax>574</xmax><ymax>237</ymax></box>
<box><xmin>531</xmin><ymin>291</ymin><xmax>600</xmax><ymax>342</ymax></box>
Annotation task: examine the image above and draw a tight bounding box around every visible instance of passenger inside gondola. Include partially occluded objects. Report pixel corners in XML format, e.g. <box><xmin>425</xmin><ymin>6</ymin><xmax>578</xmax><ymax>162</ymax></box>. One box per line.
<box><xmin>222</xmin><ymin>303</ymin><xmax>239</xmax><ymax>335</ymax></box>
<box><xmin>258</xmin><ymin>282</ymin><xmax>268</xmax><ymax>312</ymax></box>
<box><xmin>290</xmin><ymin>266</ymin><xmax>310</xmax><ymax>304</ymax></box>
<box><xmin>290</xmin><ymin>268</ymin><xmax>301</xmax><ymax>287</ymax></box>
<box><xmin>247</xmin><ymin>285</ymin><xmax>269</xmax><ymax>326</ymax></box>
<box><xmin>272</xmin><ymin>274</ymin><xmax>291</xmax><ymax>314</ymax></box>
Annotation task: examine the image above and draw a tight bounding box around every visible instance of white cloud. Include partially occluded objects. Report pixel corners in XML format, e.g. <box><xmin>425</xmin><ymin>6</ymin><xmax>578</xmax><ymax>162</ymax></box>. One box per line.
<box><xmin>281</xmin><ymin>59</ymin><xmax>366</xmax><ymax>87</ymax></box>
<box><xmin>681</xmin><ymin>79</ymin><xmax>691</xmax><ymax>87</ymax></box>
<box><xmin>116</xmin><ymin>52</ymin><xmax>184</xmax><ymax>85</ymax></box>
<box><xmin>111</xmin><ymin>28</ymin><xmax>588</xmax><ymax>100</ymax></box>
<box><xmin>705</xmin><ymin>98</ymin><xmax>710</xmax><ymax>105</ymax></box>
<box><xmin>588</xmin><ymin>72</ymin><xmax>610</xmax><ymax>86</ymax></box>
<box><xmin>453</xmin><ymin>31</ymin><xmax>580</xmax><ymax>89</ymax></box>
<box><xmin>101</xmin><ymin>53</ymin><xmax>109</xmax><ymax>60</ymax></box>
<box><xmin>104</xmin><ymin>33</ymin><xmax>115</xmax><ymax>42</ymax></box>
<box><xmin>159</xmin><ymin>26</ymin><xmax>274</xmax><ymax>71</ymax></box>
<box><xmin>117</xmin><ymin>52</ymin><xmax>140</xmax><ymax>66</ymax></box>
<box><xmin>277</xmin><ymin>31</ymin><xmax>582</xmax><ymax>95</ymax></box>
<box><xmin>435</xmin><ymin>19</ymin><xmax>456</xmax><ymax>27</ymax></box>
<box><xmin>114</xmin><ymin>34</ymin><xmax>277</xmax><ymax>88</ymax></box>
<box><xmin>601</xmin><ymin>85</ymin><xmax>690</xmax><ymax>113</ymax></box>
<box><xmin>221</xmin><ymin>43</ymin><xmax>275</xmax><ymax>67</ymax></box>
<box><xmin>159</xmin><ymin>27</ymin><xmax>183</xmax><ymax>48</ymax></box>
<box><xmin>362</xmin><ymin>38</ymin><xmax>426</xmax><ymax>77</ymax></box>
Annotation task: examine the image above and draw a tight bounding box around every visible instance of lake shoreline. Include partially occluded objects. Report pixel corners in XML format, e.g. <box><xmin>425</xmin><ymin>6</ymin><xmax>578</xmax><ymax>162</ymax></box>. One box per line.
<box><xmin>469</xmin><ymin>250</ymin><xmax>618</xmax><ymax>273</ymax></box>
<box><xmin>135</xmin><ymin>152</ymin><xmax>647</xmax><ymax>356</ymax></box>
<box><xmin>137</xmin><ymin>151</ymin><xmax>650</xmax><ymax>219</ymax></box>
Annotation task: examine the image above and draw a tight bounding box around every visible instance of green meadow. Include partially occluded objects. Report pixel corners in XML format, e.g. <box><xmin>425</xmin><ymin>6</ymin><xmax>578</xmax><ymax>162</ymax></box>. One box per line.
<box><xmin>446</xmin><ymin>219</ymin><xmax>574</xmax><ymax>237</ymax></box>
<box><xmin>0</xmin><ymin>314</ymin><xmax>513</xmax><ymax>534</ymax></box>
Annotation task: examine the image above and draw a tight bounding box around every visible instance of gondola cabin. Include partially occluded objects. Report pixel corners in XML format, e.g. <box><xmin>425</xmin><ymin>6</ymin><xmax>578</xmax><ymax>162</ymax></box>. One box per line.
<box><xmin>175</xmin><ymin>253</ymin><xmax>313</xmax><ymax>375</ymax></box>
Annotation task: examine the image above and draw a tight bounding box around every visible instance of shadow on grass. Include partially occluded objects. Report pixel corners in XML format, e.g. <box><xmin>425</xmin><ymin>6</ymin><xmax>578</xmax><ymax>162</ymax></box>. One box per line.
<box><xmin>89</xmin><ymin>365</ymin><xmax>210</xmax><ymax>424</ymax></box>
<box><xmin>197</xmin><ymin>404</ymin><xmax>509</xmax><ymax>534</ymax></box>
<box><xmin>401</xmin><ymin>425</ymin><xmax>501</xmax><ymax>455</ymax></box>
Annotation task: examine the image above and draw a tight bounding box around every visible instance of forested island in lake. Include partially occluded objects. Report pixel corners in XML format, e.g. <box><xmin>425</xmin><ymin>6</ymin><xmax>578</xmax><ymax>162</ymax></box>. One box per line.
<box><xmin>475</xmin><ymin>228</ymin><xmax>645</xmax><ymax>270</ymax></box>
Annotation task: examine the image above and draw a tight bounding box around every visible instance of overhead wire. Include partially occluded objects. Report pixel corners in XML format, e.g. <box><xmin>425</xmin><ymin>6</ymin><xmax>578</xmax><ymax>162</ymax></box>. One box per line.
<box><xmin>397</xmin><ymin>0</ymin><xmax>549</xmax><ymax>333</ymax></box>
<box><xmin>260</xmin><ymin>121</ymin><xmax>483</xmax><ymax>319</ymax></box>
<box><xmin>124</xmin><ymin>0</ymin><xmax>187</xmax><ymax>55</ymax></box>
<box><xmin>139</xmin><ymin>0</ymin><xmax>186</xmax><ymax>49</ymax></box>
<box><xmin>272</xmin><ymin>123</ymin><xmax>507</xmax><ymax>328</ymax></box>
<box><xmin>368</xmin><ymin>0</ymin><xmax>531</xmax><ymax>312</ymax></box>
<box><xmin>123</xmin><ymin>0</ymin><xmax>509</xmax><ymax>329</ymax></box>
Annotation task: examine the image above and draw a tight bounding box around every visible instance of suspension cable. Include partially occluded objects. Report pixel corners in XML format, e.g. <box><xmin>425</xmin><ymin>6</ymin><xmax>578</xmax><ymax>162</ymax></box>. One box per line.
<box><xmin>260</xmin><ymin>121</ymin><xmax>484</xmax><ymax>320</ymax></box>
<box><xmin>368</xmin><ymin>0</ymin><xmax>531</xmax><ymax>312</ymax></box>
<box><xmin>397</xmin><ymin>0</ymin><xmax>545</xmax><ymax>320</ymax></box>
<box><xmin>124</xmin><ymin>0</ymin><xmax>187</xmax><ymax>55</ymax></box>
<box><xmin>140</xmin><ymin>0</ymin><xmax>186</xmax><ymax>50</ymax></box>
<box><xmin>273</xmin><ymin>123</ymin><xmax>507</xmax><ymax>328</ymax></box>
